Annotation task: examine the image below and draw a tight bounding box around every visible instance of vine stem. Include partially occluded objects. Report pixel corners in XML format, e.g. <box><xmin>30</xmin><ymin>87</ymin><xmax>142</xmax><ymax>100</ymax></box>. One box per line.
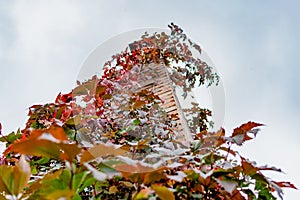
<box><xmin>225</xmin><ymin>143</ymin><xmax>232</xmax><ymax>159</ymax></box>
<box><xmin>68</xmin><ymin>161</ymin><xmax>75</xmax><ymax>190</ymax></box>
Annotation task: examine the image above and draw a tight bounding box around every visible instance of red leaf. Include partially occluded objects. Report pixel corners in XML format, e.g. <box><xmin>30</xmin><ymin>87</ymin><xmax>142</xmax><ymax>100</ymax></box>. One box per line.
<box><xmin>239</xmin><ymin>121</ymin><xmax>264</xmax><ymax>133</ymax></box>
<box><xmin>258</xmin><ymin>165</ymin><xmax>283</xmax><ymax>173</ymax></box>
<box><xmin>55</xmin><ymin>92</ymin><xmax>62</xmax><ymax>103</ymax></box>
<box><xmin>273</xmin><ymin>181</ymin><xmax>298</xmax><ymax>189</ymax></box>
<box><xmin>55</xmin><ymin>92</ymin><xmax>72</xmax><ymax>104</ymax></box>
<box><xmin>230</xmin><ymin>122</ymin><xmax>264</xmax><ymax>145</ymax></box>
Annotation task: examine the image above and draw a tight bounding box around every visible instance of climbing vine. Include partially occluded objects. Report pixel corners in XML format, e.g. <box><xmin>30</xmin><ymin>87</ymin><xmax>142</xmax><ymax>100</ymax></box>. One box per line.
<box><xmin>0</xmin><ymin>23</ymin><xmax>296</xmax><ymax>200</ymax></box>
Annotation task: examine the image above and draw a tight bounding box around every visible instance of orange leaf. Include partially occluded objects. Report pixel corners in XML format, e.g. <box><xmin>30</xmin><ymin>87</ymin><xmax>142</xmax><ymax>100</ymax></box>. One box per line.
<box><xmin>30</xmin><ymin>125</ymin><xmax>68</xmax><ymax>141</ymax></box>
<box><xmin>133</xmin><ymin>100</ymin><xmax>146</xmax><ymax>109</ymax></box>
<box><xmin>4</xmin><ymin>128</ymin><xmax>81</xmax><ymax>162</ymax></box>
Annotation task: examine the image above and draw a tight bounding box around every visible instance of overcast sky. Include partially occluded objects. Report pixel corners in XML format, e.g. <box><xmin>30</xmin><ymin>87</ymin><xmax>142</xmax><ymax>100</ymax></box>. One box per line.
<box><xmin>0</xmin><ymin>1</ymin><xmax>299</xmax><ymax>198</ymax></box>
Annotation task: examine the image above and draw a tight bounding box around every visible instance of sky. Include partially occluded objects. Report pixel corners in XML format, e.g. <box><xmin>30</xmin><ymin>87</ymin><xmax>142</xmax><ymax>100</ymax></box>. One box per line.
<box><xmin>0</xmin><ymin>1</ymin><xmax>299</xmax><ymax>198</ymax></box>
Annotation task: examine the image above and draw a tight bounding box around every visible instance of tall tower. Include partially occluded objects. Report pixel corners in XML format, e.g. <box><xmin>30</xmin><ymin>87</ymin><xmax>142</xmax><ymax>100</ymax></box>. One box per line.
<box><xmin>134</xmin><ymin>63</ymin><xmax>192</xmax><ymax>141</ymax></box>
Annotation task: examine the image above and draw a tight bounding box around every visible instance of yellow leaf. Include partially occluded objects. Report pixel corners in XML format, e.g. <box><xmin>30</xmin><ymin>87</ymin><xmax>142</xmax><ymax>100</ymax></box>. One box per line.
<box><xmin>151</xmin><ymin>184</ymin><xmax>175</xmax><ymax>200</ymax></box>
<box><xmin>109</xmin><ymin>186</ymin><xmax>118</xmax><ymax>193</ymax></box>
<box><xmin>44</xmin><ymin>189</ymin><xmax>74</xmax><ymax>200</ymax></box>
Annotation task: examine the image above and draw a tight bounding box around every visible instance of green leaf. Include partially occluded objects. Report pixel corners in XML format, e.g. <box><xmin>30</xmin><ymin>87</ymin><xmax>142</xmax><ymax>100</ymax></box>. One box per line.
<box><xmin>35</xmin><ymin>157</ymin><xmax>51</xmax><ymax>165</ymax></box>
<box><xmin>0</xmin><ymin>155</ymin><xmax>31</xmax><ymax>196</ymax></box>
<box><xmin>97</xmin><ymin>163</ymin><xmax>119</xmax><ymax>174</ymax></box>
<box><xmin>78</xmin><ymin>176</ymin><xmax>95</xmax><ymax>193</ymax></box>
<box><xmin>60</xmin><ymin>169</ymin><xmax>72</xmax><ymax>187</ymax></box>
<box><xmin>72</xmin><ymin>171</ymin><xmax>87</xmax><ymax>191</ymax></box>
<box><xmin>13</xmin><ymin>155</ymin><xmax>31</xmax><ymax>195</ymax></box>
<box><xmin>7</xmin><ymin>132</ymin><xmax>19</xmax><ymax>143</ymax></box>
<box><xmin>72</xmin><ymin>84</ymin><xmax>89</xmax><ymax>96</ymax></box>
<box><xmin>65</xmin><ymin>115</ymin><xmax>81</xmax><ymax>126</ymax></box>
<box><xmin>72</xmin><ymin>193</ymin><xmax>82</xmax><ymax>200</ymax></box>
<box><xmin>0</xmin><ymin>166</ymin><xmax>13</xmax><ymax>195</ymax></box>
<box><xmin>133</xmin><ymin>119</ymin><xmax>141</xmax><ymax>125</ymax></box>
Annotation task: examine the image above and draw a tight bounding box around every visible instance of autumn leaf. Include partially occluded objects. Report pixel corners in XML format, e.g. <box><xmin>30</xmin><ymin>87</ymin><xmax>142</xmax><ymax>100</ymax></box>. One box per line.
<box><xmin>273</xmin><ymin>181</ymin><xmax>298</xmax><ymax>189</ymax></box>
<box><xmin>72</xmin><ymin>79</ymin><xmax>97</xmax><ymax>97</ymax></box>
<box><xmin>133</xmin><ymin>100</ymin><xmax>146</xmax><ymax>109</ymax></box>
<box><xmin>6</xmin><ymin>139</ymin><xmax>80</xmax><ymax>162</ymax></box>
<box><xmin>31</xmin><ymin>125</ymin><xmax>69</xmax><ymax>141</ymax></box>
<box><xmin>95</xmin><ymin>85</ymin><xmax>107</xmax><ymax>96</ymax></box>
<box><xmin>121</xmin><ymin>139</ymin><xmax>151</xmax><ymax>151</ymax></box>
<box><xmin>229</xmin><ymin>121</ymin><xmax>264</xmax><ymax>145</ymax></box>
<box><xmin>115</xmin><ymin>162</ymin><xmax>166</xmax><ymax>184</ymax></box>
<box><xmin>230</xmin><ymin>189</ymin><xmax>246</xmax><ymax>200</ymax></box>
<box><xmin>4</xmin><ymin>126</ymin><xmax>81</xmax><ymax>162</ymax></box>
<box><xmin>258</xmin><ymin>165</ymin><xmax>283</xmax><ymax>173</ymax></box>
<box><xmin>55</xmin><ymin>92</ymin><xmax>72</xmax><ymax>104</ymax></box>
<box><xmin>241</xmin><ymin>158</ymin><xmax>258</xmax><ymax>176</ymax></box>
<box><xmin>239</xmin><ymin>121</ymin><xmax>264</xmax><ymax>132</ymax></box>
<box><xmin>80</xmin><ymin>143</ymin><xmax>127</xmax><ymax>163</ymax></box>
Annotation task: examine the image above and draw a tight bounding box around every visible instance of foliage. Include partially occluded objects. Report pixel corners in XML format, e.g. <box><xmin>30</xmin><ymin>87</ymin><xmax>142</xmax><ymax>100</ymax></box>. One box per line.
<box><xmin>0</xmin><ymin>23</ymin><xmax>297</xmax><ymax>200</ymax></box>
